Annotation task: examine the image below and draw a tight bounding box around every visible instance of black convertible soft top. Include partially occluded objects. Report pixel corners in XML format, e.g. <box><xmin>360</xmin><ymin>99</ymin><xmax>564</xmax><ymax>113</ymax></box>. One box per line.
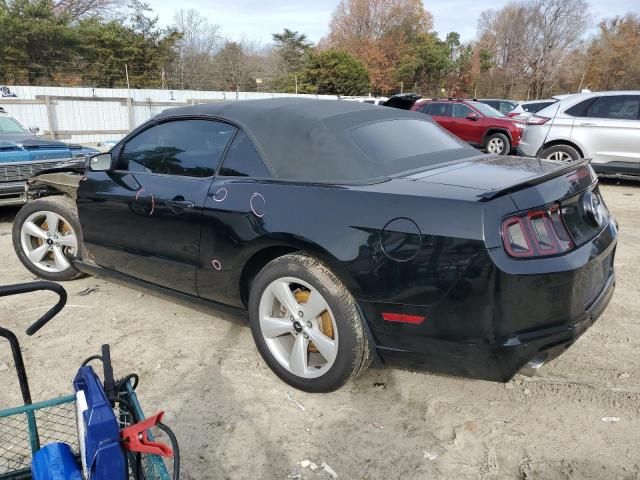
<box><xmin>157</xmin><ymin>98</ymin><xmax>474</xmax><ymax>183</ymax></box>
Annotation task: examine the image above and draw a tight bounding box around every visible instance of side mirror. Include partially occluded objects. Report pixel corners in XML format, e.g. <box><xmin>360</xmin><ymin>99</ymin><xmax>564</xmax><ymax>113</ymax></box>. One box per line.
<box><xmin>29</xmin><ymin>126</ymin><xmax>40</xmax><ymax>134</ymax></box>
<box><xmin>89</xmin><ymin>153</ymin><xmax>114</xmax><ymax>172</ymax></box>
<box><xmin>466</xmin><ymin>113</ymin><xmax>479</xmax><ymax>121</ymax></box>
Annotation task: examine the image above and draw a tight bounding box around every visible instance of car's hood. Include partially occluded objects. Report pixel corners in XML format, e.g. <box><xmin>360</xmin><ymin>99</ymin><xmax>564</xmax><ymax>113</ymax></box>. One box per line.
<box><xmin>0</xmin><ymin>133</ymin><xmax>71</xmax><ymax>149</ymax></box>
<box><xmin>404</xmin><ymin>154</ymin><xmax>586</xmax><ymax>195</ymax></box>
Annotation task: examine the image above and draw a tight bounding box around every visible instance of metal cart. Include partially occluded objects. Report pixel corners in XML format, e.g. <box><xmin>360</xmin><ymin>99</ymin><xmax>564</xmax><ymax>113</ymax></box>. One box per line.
<box><xmin>0</xmin><ymin>281</ymin><xmax>176</xmax><ymax>480</ymax></box>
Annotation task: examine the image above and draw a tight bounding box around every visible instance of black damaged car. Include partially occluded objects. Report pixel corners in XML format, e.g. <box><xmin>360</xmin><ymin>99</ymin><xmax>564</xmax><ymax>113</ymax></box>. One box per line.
<box><xmin>11</xmin><ymin>98</ymin><xmax>617</xmax><ymax>392</ymax></box>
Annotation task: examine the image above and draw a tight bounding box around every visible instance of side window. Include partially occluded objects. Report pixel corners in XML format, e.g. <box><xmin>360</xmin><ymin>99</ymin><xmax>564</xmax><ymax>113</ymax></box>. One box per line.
<box><xmin>588</xmin><ymin>95</ymin><xmax>640</xmax><ymax>120</ymax></box>
<box><xmin>120</xmin><ymin>119</ymin><xmax>236</xmax><ymax>177</ymax></box>
<box><xmin>484</xmin><ymin>101</ymin><xmax>499</xmax><ymax>110</ymax></box>
<box><xmin>499</xmin><ymin>102</ymin><xmax>516</xmax><ymax>114</ymax></box>
<box><xmin>452</xmin><ymin>104</ymin><xmax>473</xmax><ymax>118</ymax></box>
<box><xmin>523</xmin><ymin>102</ymin><xmax>552</xmax><ymax>113</ymax></box>
<box><xmin>220</xmin><ymin>130</ymin><xmax>272</xmax><ymax>178</ymax></box>
<box><xmin>418</xmin><ymin>103</ymin><xmax>431</xmax><ymax>114</ymax></box>
<box><xmin>565</xmin><ymin>98</ymin><xmax>596</xmax><ymax>117</ymax></box>
<box><xmin>430</xmin><ymin>103</ymin><xmax>452</xmax><ymax>117</ymax></box>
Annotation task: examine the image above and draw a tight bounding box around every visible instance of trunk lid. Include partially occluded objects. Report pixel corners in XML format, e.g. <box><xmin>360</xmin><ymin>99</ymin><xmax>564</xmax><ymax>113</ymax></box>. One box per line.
<box><xmin>403</xmin><ymin>154</ymin><xmax>588</xmax><ymax>199</ymax></box>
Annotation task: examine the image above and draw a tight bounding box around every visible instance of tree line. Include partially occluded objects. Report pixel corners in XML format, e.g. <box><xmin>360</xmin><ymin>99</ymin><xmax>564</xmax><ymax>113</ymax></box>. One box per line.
<box><xmin>0</xmin><ymin>0</ymin><xmax>638</xmax><ymax>99</ymax></box>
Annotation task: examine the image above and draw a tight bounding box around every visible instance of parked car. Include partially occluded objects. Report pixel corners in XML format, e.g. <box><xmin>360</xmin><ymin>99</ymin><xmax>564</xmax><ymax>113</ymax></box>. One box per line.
<box><xmin>11</xmin><ymin>98</ymin><xmax>616</xmax><ymax>392</ymax></box>
<box><xmin>340</xmin><ymin>96</ymin><xmax>388</xmax><ymax>105</ymax></box>
<box><xmin>0</xmin><ymin>107</ymin><xmax>98</xmax><ymax>206</ymax></box>
<box><xmin>383</xmin><ymin>93</ymin><xmax>422</xmax><ymax>109</ymax></box>
<box><xmin>518</xmin><ymin>91</ymin><xmax>640</xmax><ymax>178</ymax></box>
<box><xmin>477</xmin><ymin>99</ymin><xmax>519</xmax><ymax>115</ymax></box>
<box><xmin>507</xmin><ymin>99</ymin><xmax>558</xmax><ymax>120</ymax></box>
<box><xmin>412</xmin><ymin>99</ymin><xmax>524</xmax><ymax>155</ymax></box>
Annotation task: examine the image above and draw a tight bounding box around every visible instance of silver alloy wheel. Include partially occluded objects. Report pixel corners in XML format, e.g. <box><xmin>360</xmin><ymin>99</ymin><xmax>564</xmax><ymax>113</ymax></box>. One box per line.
<box><xmin>20</xmin><ymin>211</ymin><xmax>78</xmax><ymax>273</ymax></box>
<box><xmin>258</xmin><ymin>277</ymin><xmax>338</xmax><ymax>379</ymax></box>
<box><xmin>546</xmin><ymin>151</ymin><xmax>573</xmax><ymax>162</ymax></box>
<box><xmin>487</xmin><ymin>137</ymin><xmax>505</xmax><ymax>154</ymax></box>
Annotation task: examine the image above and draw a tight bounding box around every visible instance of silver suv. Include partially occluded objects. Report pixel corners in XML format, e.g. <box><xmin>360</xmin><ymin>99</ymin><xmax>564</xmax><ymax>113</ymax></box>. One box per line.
<box><xmin>518</xmin><ymin>91</ymin><xmax>640</xmax><ymax>178</ymax></box>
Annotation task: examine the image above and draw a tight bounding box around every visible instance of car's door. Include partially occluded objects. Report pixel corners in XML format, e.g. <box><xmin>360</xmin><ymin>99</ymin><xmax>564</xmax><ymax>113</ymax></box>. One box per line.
<box><xmin>570</xmin><ymin>94</ymin><xmax>640</xmax><ymax>166</ymax></box>
<box><xmin>77</xmin><ymin>118</ymin><xmax>237</xmax><ymax>294</ymax></box>
<box><xmin>427</xmin><ymin>102</ymin><xmax>453</xmax><ymax>131</ymax></box>
<box><xmin>196</xmin><ymin>129</ymin><xmax>274</xmax><ymax>307</ymax></box>
<box><xmin>449</xmin><ymin>103</ymin><xmax>484</xmax><ymax>144</ymax></box>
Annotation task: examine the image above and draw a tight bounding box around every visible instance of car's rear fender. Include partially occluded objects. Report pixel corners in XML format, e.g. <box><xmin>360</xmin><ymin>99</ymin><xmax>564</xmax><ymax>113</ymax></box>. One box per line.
<box><xmin>231</xmin><ymin>235</ymin><xmax>365</xmax><ymax>308</ymax></box>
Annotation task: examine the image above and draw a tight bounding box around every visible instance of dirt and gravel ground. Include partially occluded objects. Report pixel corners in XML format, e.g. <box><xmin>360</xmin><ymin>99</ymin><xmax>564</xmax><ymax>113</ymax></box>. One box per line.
<box><xmin>1</xmin><ymin>181</ymin><xmax>639</xmax><ymax>480</ymax></box>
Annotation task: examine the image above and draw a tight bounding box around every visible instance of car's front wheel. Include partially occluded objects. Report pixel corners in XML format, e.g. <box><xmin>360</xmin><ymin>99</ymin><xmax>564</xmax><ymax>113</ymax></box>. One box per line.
<box><xmin>248</xmin><ymin>253</ymin><xmax>371</xmax><ymax>392</ymax></box>
<box><xmin>12</xmin><ymin>196</ymin><xmax>85</xmax><ymax>281</ymax></box>
<box><xmin>485</xmin><ymin>132</ymin><xmax>511</xmax><ymax>155</ymax></box>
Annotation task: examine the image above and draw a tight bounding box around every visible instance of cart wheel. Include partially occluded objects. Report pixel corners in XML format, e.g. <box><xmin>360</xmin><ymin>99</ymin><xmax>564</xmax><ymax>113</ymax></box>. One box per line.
<box><xmin>248</xmin><ymin>253</ymin><xmax>372</xmax><ymax>393</ymax></box>
<box><xmin>12</xmin><ymin>196</ymin><xmax>86</xmax><ymax>281</ymax></box>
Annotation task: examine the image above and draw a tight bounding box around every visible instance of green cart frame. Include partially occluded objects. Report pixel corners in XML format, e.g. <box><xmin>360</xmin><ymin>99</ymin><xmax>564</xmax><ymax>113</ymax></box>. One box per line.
<box><xmin>0</xmin><ymin>281</ymin><xmax>172</xmax><ymax>480</ymax></box>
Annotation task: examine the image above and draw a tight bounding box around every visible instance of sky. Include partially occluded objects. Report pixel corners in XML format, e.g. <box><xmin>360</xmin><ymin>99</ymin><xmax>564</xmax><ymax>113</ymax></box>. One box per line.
<box><xmin>150</xmin><ymin>0</ymin><xmax>638</xmax><ymax>44</ymax></box>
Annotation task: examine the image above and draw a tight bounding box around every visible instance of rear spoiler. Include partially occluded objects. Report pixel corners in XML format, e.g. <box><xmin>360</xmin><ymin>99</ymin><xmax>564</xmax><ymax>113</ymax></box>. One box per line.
<box><xmin>477</xmin><ymin>158</ymin><xmax>592</xmax><ymax>201</ymax></box>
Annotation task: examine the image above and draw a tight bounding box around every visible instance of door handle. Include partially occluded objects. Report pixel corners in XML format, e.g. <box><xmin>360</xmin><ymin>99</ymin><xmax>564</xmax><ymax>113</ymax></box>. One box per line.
<box><xmin>579</xmin><ymin>122</ymin><xmax>596</xmax><ymax>127</ymax></box>
<box><xmin>166</xmin><ymin>199</ymin><xmax>195</xmax><ymax>209</ymax></box>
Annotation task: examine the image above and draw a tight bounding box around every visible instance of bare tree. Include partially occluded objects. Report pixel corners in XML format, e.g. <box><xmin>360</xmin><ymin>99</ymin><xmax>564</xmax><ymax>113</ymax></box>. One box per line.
<box><xmin>172</xmin><ymin>9</ymin><xmax>222</xmax><ymax>90</ymax></box>
<box><xmin>53</xmin><ymin>0</ymin><xmax>123</xmax><ymax>20</ymax></box>
<box><xmin>213</xmin><ymin>39</ymin><xmax>265</xmax><ymax>92</ymax></box>
<box><xmin>477</xmin><ymin>0</ymin><xmax>591</xmax><ymax>98</ymax></box>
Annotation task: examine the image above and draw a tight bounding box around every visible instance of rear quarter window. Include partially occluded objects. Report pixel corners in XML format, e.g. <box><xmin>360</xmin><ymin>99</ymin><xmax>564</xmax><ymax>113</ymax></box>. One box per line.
<box><xmin>220</xmin><ymin>130</ymin><xmax>271</xmax><ymax>178</ymax></box>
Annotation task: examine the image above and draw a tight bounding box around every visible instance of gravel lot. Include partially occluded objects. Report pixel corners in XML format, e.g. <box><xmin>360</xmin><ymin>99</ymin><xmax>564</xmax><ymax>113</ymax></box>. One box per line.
<box><xmin>1</xmin><ymin>181</ymin><xmax>638</xmax><ymax>480</ymax></box>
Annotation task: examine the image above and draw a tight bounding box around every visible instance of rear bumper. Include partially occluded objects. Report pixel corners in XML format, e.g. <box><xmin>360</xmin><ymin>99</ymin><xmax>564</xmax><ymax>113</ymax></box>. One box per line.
<box><xmin>0</xmin><ymin>181</ymin><xmax>27</xmax><ymax>206</ymax></box>
<box><xmin>377</xmin><ymin>271</ymin><xmax>615</xmax><ymax>381</ymax></box>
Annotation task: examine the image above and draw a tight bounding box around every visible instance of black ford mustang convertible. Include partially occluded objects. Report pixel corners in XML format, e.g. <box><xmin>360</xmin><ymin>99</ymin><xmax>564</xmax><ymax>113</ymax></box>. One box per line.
<box><xmin>12</xmin><ymin>99</ymin><xmax>617</xmax><ymax>392</ymax></box>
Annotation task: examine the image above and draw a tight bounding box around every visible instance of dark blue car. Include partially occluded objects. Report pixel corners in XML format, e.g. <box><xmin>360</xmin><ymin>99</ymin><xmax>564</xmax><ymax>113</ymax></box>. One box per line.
<box><xmin>0</xmin><ymin>108</ymin><xmax>97</xmax><ymax>206</ymax></box>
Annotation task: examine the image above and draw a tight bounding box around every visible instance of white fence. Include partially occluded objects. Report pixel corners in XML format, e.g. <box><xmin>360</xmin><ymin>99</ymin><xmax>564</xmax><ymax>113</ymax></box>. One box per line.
<box><xmin>0</xmin><ymin>86</ymin><xmax>339</xmax><ymax>144</ymax></box>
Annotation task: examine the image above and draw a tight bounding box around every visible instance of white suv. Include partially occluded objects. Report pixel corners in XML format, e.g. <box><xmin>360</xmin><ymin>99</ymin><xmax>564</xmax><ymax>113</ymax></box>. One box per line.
<box><xmin>518</xmin><ymin>91</ymin><xmax>640</xmax><ymax>178</ymax></box>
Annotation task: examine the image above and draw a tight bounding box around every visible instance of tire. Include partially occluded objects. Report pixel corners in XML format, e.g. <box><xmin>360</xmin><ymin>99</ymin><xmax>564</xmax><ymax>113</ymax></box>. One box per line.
<box><xmin>485</xmin><ymin>132</ymin><xmax>510</xmax><ymax>155</ymax></box>
<box><xmin>541</xmin><ymin>144</ymin><xmax>581</xmax><ymax>162</ymax></box>
<box><xmin>248</xmin><ymin>253</ymin><xmax>372</xmax><ymax>393</ymax></box>
<box><xmin>12</xmin><ymin>196</ymin><xmax>86</xmax><ymax>281</ymax></box>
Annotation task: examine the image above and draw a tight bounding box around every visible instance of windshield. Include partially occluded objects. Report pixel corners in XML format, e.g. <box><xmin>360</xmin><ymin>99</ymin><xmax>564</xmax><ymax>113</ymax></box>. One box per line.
<box><xmin>469</xmin><ymin>101</ymin><xmax>506</xmax><ymax>118</ymax></box>
<box><xmin>0</xmin><ymin>116</ymin><xmax>28</xmax><ymax>134</ymax></box>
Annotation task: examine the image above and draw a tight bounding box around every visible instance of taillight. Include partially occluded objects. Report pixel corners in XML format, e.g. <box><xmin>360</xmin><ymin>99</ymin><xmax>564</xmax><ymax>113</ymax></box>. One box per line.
<box><xmin>527</xmin><ymin>115</ymin><xmax>549</xmax><ymax>125</ymax></box>
<box><xmin>507</xmin><ymin>112</ymin><xmax>519</xmax><ymax>118</ymax></box>
<box><xmin>501</xmin><ymin>203</ymin><xmax>574</xmax><ymax>258</ymax></box>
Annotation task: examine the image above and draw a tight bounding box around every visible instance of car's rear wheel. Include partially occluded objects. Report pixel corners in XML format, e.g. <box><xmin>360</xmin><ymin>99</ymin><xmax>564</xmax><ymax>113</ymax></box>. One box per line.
<box><xmin>248</xmin><ymin>253</ymin><xmax>371</xmax><ymax>392</ymax></box>
<box><xmin>541</xmin><ymin>144</ymin><xmax>581</xmax><ymax>162</ymax></box>
<box><xmin>485</xmin><ymin>132</ymin><xmax>510</xmax><ymax>155</ymax></box>
<box><xmin>12</xmin><ymin>196</ymin><xmax>85</xmax><ymax>281</ymax></box>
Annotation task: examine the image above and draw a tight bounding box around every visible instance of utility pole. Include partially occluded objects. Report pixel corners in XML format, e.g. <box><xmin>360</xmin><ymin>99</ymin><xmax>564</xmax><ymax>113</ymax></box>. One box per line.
<box><xmin>295</xmin><ymin>74</ymin><xmax>298</xmax><ymax>95</ymax></box>
<box><xmin>400</xmin><ymin>81</ymin><xmax>403</xmax><ymax>94</ymax></box>
<box><xmin>125</xmin><ymin>64</ymin><xmax>131</xmax><ymax>90</ymax></box>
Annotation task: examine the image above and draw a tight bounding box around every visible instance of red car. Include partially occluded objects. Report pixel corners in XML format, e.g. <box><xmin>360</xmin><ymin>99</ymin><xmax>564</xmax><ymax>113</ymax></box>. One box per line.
<box><xmin>411</xmin><ymin>99</ymin><xmax>524</xmax><ymax>155</ymax></box>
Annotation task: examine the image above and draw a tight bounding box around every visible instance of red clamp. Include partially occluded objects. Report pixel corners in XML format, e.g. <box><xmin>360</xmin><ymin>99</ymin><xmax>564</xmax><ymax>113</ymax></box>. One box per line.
<box><xmin>121</xmin><ymin>411</ymin><xmax>174</xmax><ymax>457</ymax></box>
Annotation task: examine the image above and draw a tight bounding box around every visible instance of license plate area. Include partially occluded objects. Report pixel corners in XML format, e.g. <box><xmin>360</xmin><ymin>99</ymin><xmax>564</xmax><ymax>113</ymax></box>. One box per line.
<box><xmin>583</xmin><ymin>251</ymin><xmax>614</xmax><ymax>307</ymax></box>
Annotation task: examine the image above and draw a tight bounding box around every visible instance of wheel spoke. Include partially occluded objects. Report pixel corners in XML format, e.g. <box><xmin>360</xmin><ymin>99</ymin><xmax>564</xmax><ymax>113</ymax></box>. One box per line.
<box><xmin>23</xmin><ymin>221</ymin><xmax>48</xmax><ymax>240</ymax></box>
<box><xmin>306</xmin><ymin>328</ymin><xmax>337</xmax><ymax>364</ymax></box>
<box><xmin>52</xmin><ymin>246</ymin><xmax>70</xmax><ymax>270</ymax></box>
<box><xmin>271</xmin><ymin>281</ymin><xmax>299</xmax><ymax>315</ymax></box>
<box><xmin>28</xmin><ymin>244</ymin><xmax>49</xmax><ymax>263</ymax></box>
<box><xmin>261</xmin><ymin>316</ymin><xmax>292</xmax><ymax>338</ymax></box>
<box><xmin>58</xmin><ymin>232</ymin><xmax>77</xmax><ymax>249</ymax></box>
<box><xmin>301</xmin><ymin>290</ymin><xmax>327</xmax><ymax>321</ymax></box>
<box><xmin>288</xmin><ymin>334</ymin><xmax>308</xmax><ymax>377</ymax></box>
<box><xmin>46</xmin><ymin>212</ymin><xmax>59</xmax><ymax>236</ymax></box>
